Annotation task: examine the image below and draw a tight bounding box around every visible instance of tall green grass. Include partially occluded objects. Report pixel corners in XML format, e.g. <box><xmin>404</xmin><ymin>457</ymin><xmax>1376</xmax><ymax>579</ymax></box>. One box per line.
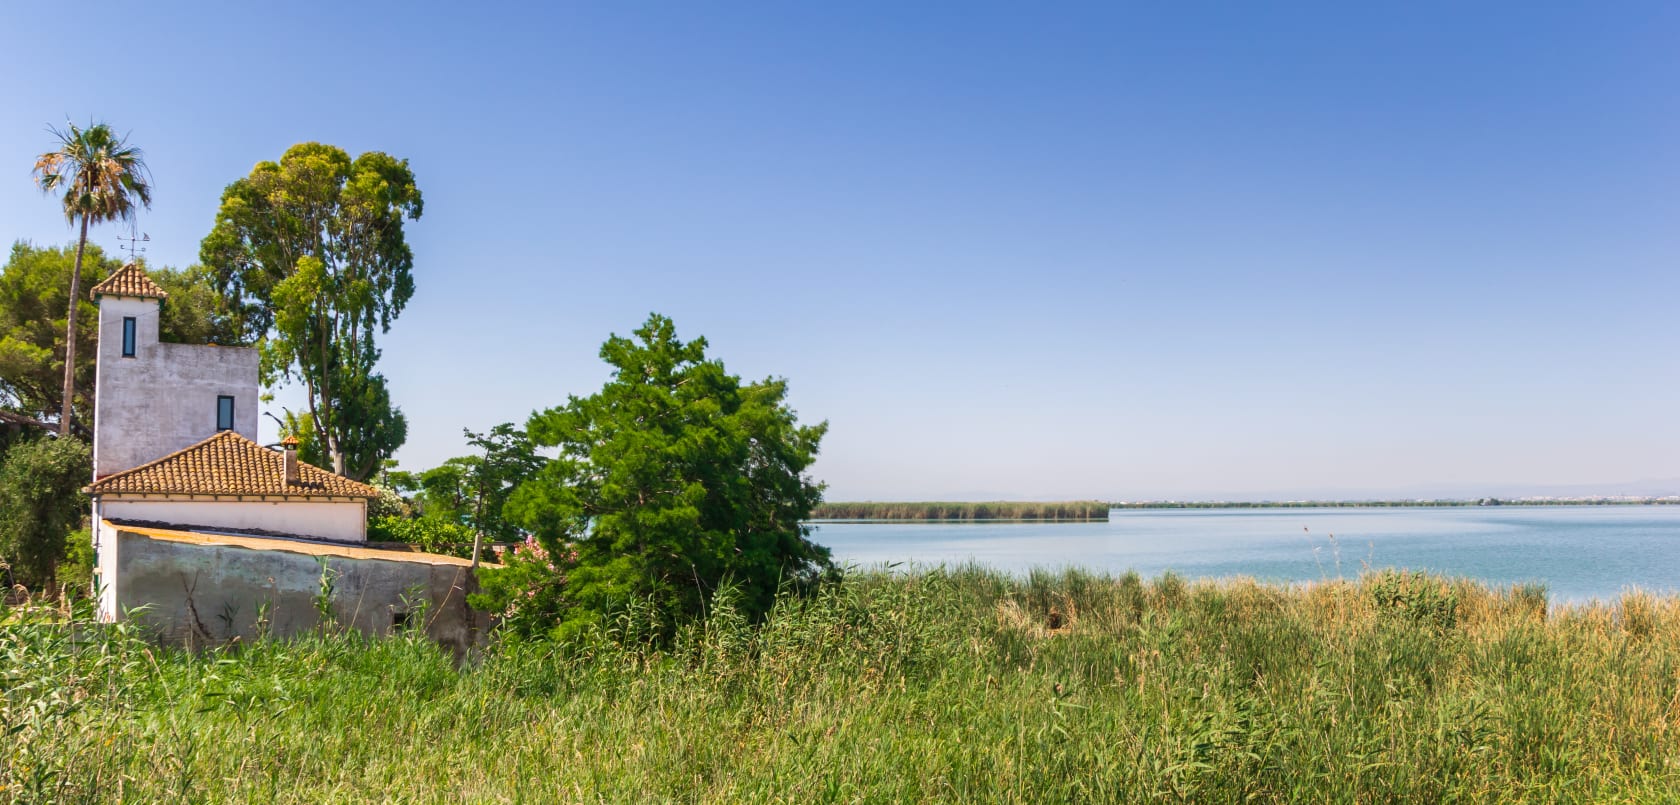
<box><xmin>6</xmin><ymin>568</ymin><xmax>1680</xmax><ymax>802</ymax></box>
<box><xmin>811</xmin><ymin>501</ymin><xmax>1111</xmax><ymax>521</ymax></box>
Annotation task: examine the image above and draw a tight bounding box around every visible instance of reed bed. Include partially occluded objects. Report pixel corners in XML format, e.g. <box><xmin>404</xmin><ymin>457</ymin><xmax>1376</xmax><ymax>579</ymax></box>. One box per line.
<box><xmin>6</xmin><ymin>567</ymin><xmax>1680</xmax><ymax>803</ymax></box>
<box><xmin>811</xmin><ymin>501</ymin><xmax>1111</xmax><ymax>521</ymax></box>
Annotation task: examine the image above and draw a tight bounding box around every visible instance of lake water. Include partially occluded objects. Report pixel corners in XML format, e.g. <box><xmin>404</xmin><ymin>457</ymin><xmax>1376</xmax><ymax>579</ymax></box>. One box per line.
<box><xmin>809</xmin><ymin>506</ymin><xmax>1680</xmax><ymax>603</ymax></box>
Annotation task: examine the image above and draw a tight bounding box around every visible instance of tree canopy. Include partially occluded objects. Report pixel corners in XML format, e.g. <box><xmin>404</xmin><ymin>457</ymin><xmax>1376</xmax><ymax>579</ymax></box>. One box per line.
<box><xmin>485</xmin><ymin>314</ymin><xmax>830</xmax><ymax>637</ymax></box>
<box><xmin>372</xmin><ymin>424</ymin><xmax>546</xmax><ymax>564</ymax></box>
<box><xmin>200</xmin><ymin>142</ymin><xmax>422</xmax><ymax>479</ymax></box>
<box><xmin>419</xmin><ymin>425</ymin><xmax>545</xmax><ymax>544</ymax></box>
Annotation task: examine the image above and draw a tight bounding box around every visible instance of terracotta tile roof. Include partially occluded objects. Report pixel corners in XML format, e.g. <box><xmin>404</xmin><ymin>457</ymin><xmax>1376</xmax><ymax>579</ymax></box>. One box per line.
<box><xmin>89</xmin><ymin>263</ymin><xmax>169</xmax><ymax>300</ymax></box>
<box><xmin>87</xmin><ymin>431</ymin><xmax>378</xmax><ymax>498</ymax></box>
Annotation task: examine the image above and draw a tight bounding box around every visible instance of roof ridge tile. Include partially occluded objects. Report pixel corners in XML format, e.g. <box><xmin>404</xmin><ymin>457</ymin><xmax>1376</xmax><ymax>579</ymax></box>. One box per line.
<box><xmin>89</xmin><ymin>263</ymin><xmax>169</xmax><ymax>301</ymax></box>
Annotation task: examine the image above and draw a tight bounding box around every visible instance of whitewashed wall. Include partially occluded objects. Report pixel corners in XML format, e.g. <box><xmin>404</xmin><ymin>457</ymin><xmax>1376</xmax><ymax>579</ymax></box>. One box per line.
<box><xmin>100</xmin><ymin>498</ymin><xmax>368</xmax><ymax>543</ymax></box>
<box><xmin>92</xmin><ymin>295</ymin><xmax>260</xmax><ymax>478</ymax></box>
<box><xmin>94</xmin><ymin>508</ymin><xmax>119</xmax><ymax>621</ymax></box>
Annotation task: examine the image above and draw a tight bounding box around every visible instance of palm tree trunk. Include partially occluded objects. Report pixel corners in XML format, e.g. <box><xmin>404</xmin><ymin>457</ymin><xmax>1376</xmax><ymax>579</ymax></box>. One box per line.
<box><xmin>60</xmin><ymin>216</ymin><xmax>89</xmax><ymax>437</ymax></box>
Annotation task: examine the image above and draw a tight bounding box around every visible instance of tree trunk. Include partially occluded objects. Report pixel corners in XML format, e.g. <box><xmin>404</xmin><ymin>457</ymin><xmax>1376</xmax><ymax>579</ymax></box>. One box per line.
<box><xmin>471</xmin><ymin>476</ymin><xmax>486</xmax><ymax>568</ymax></box>
<box><xmin>60</xmin><ymin>216</ymin><xmax>89</xmax><ymax>437</ymax></box>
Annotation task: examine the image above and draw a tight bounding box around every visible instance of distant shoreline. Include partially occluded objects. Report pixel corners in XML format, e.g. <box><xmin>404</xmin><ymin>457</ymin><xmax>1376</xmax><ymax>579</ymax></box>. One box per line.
<box><xmin>810</xmin><ymin>498</ymin><xmax>1680</xmax><ymax>521</ymax></box>
<box><xmin>1112</xmin><ymin>498</ymin><xmax>1680</xmax><ymax>509</ymax></box>
<box><xmin>810</xmin><ymin>501</ymin><xmax>1110</xmax><ymax>521</ymax></box>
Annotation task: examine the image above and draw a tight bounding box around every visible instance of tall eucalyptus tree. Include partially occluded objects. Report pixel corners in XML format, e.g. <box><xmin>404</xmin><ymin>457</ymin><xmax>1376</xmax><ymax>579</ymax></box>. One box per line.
<box><xmin>201</xmin><ymin>142</ymin><xmax>422</xmax><ymax>478</ymax></box>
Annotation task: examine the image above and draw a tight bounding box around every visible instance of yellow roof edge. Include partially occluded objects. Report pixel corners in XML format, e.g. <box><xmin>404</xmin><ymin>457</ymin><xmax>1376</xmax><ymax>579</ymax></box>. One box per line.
<box><xmin>105</xmin><ymin>520</ymin><xmax>476</xmax><ymax>568</ymax></box>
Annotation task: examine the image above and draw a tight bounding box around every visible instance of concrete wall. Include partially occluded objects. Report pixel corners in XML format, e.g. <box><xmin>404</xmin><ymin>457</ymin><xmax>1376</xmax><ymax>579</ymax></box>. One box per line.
<box><xmin>101</xmin><ymin>497</ymin><xmax>367</xmax><ymax>543</ymax></box>
<box><xmin>109</xmin><ymin>525</ymin><xmax>489</xmax><ymax>654</ymax></box>
<box><xmin>93</xmin><ymin>295</ymin><xmax>260</xmax><ymax>478</ymax></box>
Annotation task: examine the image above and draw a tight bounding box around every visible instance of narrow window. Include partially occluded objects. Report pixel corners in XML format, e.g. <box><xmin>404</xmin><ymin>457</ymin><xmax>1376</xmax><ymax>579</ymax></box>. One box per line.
<box><xmin>216</xmin><ymin>395</ymin><xmax>235</xmax><ymax>431</ymax></box>
<box><xmin>121</xmin><ymin>317</ymin><xmax>136</xmax><ymax>358</ymax></box>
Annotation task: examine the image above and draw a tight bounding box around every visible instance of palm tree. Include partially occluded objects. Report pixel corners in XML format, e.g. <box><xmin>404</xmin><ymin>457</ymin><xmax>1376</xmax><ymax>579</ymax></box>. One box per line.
<box><xmin>32</xmin><ymin>122</ymin><xmax>152</xmax><ymax>437</ymax></box>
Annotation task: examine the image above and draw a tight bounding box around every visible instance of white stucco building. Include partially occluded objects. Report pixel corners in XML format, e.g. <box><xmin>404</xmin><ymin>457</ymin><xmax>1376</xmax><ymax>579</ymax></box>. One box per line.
<box><xmin>84</xmin><ymin>265</ymin><xmax>388</xmax><ymax>624</ymax></box>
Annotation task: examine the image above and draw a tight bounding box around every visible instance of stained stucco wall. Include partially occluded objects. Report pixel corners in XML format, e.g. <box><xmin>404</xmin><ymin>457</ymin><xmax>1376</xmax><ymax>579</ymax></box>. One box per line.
<box><xmin>110</xmin><ymin>526</ymin><xmax>488</xmax><ymax>653</ymax></box>
<box><xmin>100</xmin><ymin>497</ymin><xmax>367</xmax><ymax>543</ymax></box>
<box><xmin>94</xmin><ymin>510</ymin><xmax>119</xmax><ymax>621</ymax></box>
<box><xmin>92</xmin><ymin>295</ymin><xmax>259</xmax><ymax>478</ymax></box>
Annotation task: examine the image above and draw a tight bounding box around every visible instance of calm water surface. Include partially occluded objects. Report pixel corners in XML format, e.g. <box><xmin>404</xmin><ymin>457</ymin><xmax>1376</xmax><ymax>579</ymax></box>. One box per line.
<box><xmin>810</xmin><ymin>506</ymin><xmax>1680</xmax><ymax>602</ymax></box>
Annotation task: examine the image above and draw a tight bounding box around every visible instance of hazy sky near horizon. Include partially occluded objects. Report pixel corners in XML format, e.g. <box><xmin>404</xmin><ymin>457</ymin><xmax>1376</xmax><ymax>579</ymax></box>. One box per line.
<box><xmin>2</xmin><ymin>2</ymin><xmax>1677</xmax><ymax>500</ymax></box>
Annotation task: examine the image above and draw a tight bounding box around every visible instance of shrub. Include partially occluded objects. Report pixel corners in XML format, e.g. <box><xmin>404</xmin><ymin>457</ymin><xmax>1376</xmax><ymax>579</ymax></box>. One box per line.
<box><xmin>506</xmin><ymin>314</ymin><xmax>831</xmax><ymax>636</ymax></box>
<box><xmin>469</xmin><ymin>536</ymin><xmax>574</xmax><ymax>637</ymax></box>
<box><xmin>367</xmin><ymin>514</ymin><xmax>475</xmax><ymax>559</ymax></box>
<box><xmin>55</xmin><ymin>528</ymin><xmax>94</xmax><ymax>597</ymax></box>
<box><xmin>366</xmin><ymin>485</ymin><xmax>412</xmax><ymax>520</ymax></box>
<box><xmin>0</xmin><ymin>436</ymin><xmax>91</xmax><ymax>589</ymax></box>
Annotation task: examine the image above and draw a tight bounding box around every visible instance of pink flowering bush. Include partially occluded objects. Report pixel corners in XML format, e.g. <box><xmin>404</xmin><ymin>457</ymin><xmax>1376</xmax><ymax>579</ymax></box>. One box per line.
<box><xmin>469</xmin><ymin>535</ymin><xmax>575</xmax><ymax>636</ymax></box>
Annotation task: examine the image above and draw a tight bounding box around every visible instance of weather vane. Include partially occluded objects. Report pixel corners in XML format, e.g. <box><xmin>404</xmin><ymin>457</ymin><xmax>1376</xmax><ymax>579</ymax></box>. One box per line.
<box><xmin>118</xmin><ymin>231</ymin><xmax>149</xmax><ymax>263</ymax></box>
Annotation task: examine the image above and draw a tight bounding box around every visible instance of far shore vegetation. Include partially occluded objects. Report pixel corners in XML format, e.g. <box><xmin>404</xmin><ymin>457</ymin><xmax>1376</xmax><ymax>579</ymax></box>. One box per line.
<box><xmin>10</xmin><ymin>567</ymin><xmax>1680</xmax><ymax>802</ymax></box>
<box><xmin>807</xmin><ymin>497</ymin><xmax>1680</xmax><ymax>523</ymax></box>
<box><xmin>1115</xmin><ymin>497</ymin><xmax>1680</xmax><ymax>509</ymax></box>
<box><xmin>812</xmin><ymin>500</ymin><xmax>1111</xmax><ymax>521</ymax></box>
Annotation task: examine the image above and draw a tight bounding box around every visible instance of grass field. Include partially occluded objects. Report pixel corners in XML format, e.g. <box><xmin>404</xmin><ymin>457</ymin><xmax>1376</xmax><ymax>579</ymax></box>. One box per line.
<box><xmin>6</xmin><ymin>566</ymin><xmax>1680</xmax><ymax>803</ymax></box>
<box><xmin>810</xmin><ymin>501</ymin><xmax>1110</xmax><ymax>521</ymax></box>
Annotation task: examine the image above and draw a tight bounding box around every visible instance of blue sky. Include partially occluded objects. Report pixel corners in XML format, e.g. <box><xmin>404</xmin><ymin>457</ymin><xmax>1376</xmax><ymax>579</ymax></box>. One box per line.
<box><xmin>3</xmin><ymin>2</ymin><xmax>1677</xmax><ymax>500</ymax></box>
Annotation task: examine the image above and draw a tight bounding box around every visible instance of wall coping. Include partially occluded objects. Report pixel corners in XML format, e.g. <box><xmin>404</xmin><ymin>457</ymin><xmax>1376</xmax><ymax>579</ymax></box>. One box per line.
<box><xmin>106</xmin><ymin>520</ymin><xmax>476</xmax><ymax>567</ymax></box>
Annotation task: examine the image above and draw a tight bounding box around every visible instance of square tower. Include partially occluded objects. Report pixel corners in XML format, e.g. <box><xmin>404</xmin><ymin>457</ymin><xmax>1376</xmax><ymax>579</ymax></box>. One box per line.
<box><xmin>89</xmin><ymin>264</ymin><xmax>260</xmax><ymax>478</ymax></box>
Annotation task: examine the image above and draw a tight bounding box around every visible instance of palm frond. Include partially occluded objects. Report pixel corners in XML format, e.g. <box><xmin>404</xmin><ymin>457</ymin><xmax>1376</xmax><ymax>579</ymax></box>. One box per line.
<box><xmin>30</xmin><ymin>121</ymin><xmax>153</xmax><ymax>226</ymax></box>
